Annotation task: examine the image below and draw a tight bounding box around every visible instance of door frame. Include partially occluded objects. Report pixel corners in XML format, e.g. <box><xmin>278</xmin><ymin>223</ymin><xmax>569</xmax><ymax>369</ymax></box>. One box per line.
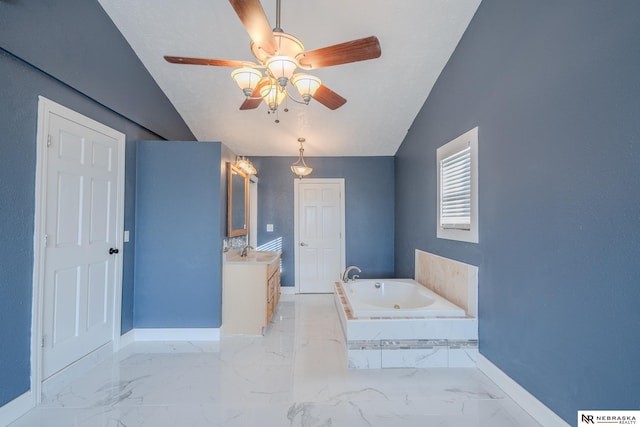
<box><xmin>293</xmin><ymin>178</ymin><xmax>346</xmax><ymax>294</ymax></box>
<box><xmin>31</xmin><ymin>96</ymin><xmax>125</xmax><ymax>403</ymax></box>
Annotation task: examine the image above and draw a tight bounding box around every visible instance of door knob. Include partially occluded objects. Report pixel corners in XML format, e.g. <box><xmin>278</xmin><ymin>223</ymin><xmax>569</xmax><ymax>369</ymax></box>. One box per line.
<box><xmin>300</xmin><ymin>242</ymin><xmax>308</xmax><ymax>247</ymax></box>
<box><xmin>109</xmin><ymin>248</ymin><xmax>119</xmax><ymax>255</ymax></box>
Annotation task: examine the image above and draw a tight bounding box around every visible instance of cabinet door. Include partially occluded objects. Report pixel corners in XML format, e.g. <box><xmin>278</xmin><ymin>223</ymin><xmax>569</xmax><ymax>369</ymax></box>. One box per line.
<box><xmin>263</xmin><ymin>257</ymin><xmax>281</xmax><ymax>328</ymax></box>
<box><xmin>274</xmin><ymin>270</ymin><xmax>281</xmax><ymax>308</ymax></box>
<box><xmin>266</xmin><ymin>273</ymin><xmax>273</xmax><ymax>325</ymax></box>
<box><xmin>268</xmin><ymin>267</ymin><xmax>275</xmax><ymax>325</ymax></box>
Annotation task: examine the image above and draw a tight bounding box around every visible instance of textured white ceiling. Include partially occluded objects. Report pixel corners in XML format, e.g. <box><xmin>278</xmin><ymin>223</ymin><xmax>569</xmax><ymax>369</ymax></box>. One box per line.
<box><xmin>98</xmin><ymin>0</ymin><xmax>481</xmax><ymax>157</ymax></box>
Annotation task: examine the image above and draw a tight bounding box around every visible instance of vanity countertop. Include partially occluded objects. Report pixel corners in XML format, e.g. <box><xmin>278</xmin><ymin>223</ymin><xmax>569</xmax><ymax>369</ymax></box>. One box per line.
<box><xmin>225</xmin><ymin>250</ymin><xmax>280</xmax><ymax>265</ymax></box>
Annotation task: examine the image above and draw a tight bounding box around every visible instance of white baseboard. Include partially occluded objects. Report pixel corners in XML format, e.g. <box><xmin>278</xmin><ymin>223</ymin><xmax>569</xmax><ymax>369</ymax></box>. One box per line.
<box><xmin>119</xmin><ymin>327</ymin><xmax>220</xmax><ymax>345</ymax></box>
<box><xmin>132</xmin><ymin>328</ymin><xmax>220</xmax><ymax>341</ymax></box>
<box><xmin>280</xmin><ymin>286</ymin><xmax>295</xmax><ymax>295</ymax></box>
<box><xmin>477</xmin><ymin>354</ymin><xmax>569</xmax><ymax>427</ymax></box>
<box><xmin>0</xmin><ymin>390</ymin><xmax>34</xmax><ymax>426</ymax></box>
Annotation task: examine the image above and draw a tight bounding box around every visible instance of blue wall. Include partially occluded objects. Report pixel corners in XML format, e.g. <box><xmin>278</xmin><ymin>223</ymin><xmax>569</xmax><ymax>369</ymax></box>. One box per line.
<box><xmin>394</xmin><ymin>0</ymin><xmax>640</xmax><ymax>422</ymax></box>
<box><xmin>252</xmin><ymin>156</ymin><xmax>395</xmax><ymax>286</ymax></box>
<box><xmin>0</xmin><ymin>0</ymin><xmax>193</xmax><ymax>141</ymax></box>
<box><xmin>0</xmin><ymin>1</ymin><xmax>194</xmax><ymax>407</ymax></box>
<box><xmin>121</xmin><ymin>141</ymin><xmax>138</xmax><ymax>334</ymax></box>
<box><xmin>134</xmin><ymin>142</ymin><xmax>224</xmax><ymax>328</ymax></box>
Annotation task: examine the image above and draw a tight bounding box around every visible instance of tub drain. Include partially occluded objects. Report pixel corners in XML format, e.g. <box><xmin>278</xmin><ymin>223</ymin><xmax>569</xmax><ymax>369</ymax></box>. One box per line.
<box><xmin>393</xmin><ymin>304</ymin><xmax>400</xmax><ymax>309</ymax></box>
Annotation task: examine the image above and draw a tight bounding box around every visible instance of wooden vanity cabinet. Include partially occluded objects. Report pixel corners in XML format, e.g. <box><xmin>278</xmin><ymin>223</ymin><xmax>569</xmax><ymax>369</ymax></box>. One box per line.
<box><xmin>266</xmin><ymin>259</ymin><xmax>281</xmax><ymax>325</ymax></box>
<box><xmin>223</xmin><ymin>255</ymin><xmax>281</xmax><ymax>335</ymax></box>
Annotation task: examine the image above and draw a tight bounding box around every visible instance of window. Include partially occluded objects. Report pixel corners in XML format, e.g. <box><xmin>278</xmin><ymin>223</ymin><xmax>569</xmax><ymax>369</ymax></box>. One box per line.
<box><xmin>437</xmin><ymin>127</ymin><xmax>478</xmax><ymax>243</ymax></box>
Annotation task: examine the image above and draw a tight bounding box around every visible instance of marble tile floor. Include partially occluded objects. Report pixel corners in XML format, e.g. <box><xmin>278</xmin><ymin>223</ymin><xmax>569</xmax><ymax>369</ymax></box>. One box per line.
<box><xmin>11</xmin><ymin>294</ymin><xmax>540</xmax><ymax>427</ymax></box>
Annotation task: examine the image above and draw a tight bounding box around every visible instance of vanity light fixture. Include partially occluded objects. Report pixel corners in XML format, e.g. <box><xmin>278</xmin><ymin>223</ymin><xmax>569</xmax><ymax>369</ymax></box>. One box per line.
<box><xmin>290</xmin><ymin>138</ymin><xmax>313</xmax><ymax>179</ymax></box>
<box><xmin>235</xmin><ymin>156</ymin><xmax>257</xmax><ymax>175</ymax></box>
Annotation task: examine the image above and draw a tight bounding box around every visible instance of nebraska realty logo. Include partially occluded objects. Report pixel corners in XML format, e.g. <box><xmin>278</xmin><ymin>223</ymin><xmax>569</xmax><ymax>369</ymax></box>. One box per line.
<box><xmin>579</xmin><ymin>411</ymin><xmax>639</xmax><ymax>425</ymax></box>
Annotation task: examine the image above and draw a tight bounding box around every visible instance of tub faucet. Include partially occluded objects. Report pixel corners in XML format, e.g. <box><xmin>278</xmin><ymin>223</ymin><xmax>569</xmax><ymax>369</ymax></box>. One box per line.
<box><xmin>240</xmin><ymin>245</ymin><xmax>253</xmax><ymax>257</ymax></box>
<box><xmin>342</xmin><ymin>265</ymin><xmax>362</xmax><ymax>283</ymax></box>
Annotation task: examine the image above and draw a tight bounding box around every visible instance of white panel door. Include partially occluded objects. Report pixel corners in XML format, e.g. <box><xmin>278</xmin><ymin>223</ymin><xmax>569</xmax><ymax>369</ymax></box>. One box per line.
<box><xmin>41</xmin><ymin>110</ymin><xmax>122</xmax><ymax>379</ymax></box>
<box><xmin>296</xmin><ymin>180</ymin><xmax>344</xmax><ymax>293</ymax></box>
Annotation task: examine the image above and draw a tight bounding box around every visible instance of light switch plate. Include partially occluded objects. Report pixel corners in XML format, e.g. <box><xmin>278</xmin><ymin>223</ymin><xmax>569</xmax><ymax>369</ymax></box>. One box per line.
<box><xmin>123</xmin><ymin>230</ymin><xmax>130</xmax><ymax>242</ymax></box>
<box><xmin>266</xmin><ymin>224</ymin><xmax>274</xmax><ymax>232</ymax></box>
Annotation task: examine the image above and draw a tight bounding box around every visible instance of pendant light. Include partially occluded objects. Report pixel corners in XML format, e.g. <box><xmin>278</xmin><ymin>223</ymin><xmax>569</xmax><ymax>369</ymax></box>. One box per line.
<box><xmin>291</xmin><ymin>138</ymin><xmax>313</xmax><ymax>178</ymax></box>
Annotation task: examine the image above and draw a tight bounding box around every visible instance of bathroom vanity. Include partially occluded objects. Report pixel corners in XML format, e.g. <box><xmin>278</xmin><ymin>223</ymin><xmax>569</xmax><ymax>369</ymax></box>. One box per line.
<box><xmin>223</xmin><ymin>251</ymin><xmax>281</xmax><ymax>335</ymax></box>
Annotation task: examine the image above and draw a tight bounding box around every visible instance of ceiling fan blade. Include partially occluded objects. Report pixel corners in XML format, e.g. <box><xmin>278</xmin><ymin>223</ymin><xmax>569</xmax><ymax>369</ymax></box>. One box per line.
<box><xmin>297</xmin><ymin>36</ymin><xmax>381</xmax><ymax>69</ymax></box>
<box><xmin>229</xmin><ymin>0</ymin><xmax>277</xmax><ymax>56</ymax></box>
<box><xmin>164</xmin><ymin>56</ymin><xmax>248</xmax><ymax>68</ymax></box>
<box><xmin>312</xmin><ymin>85</ymin><xmax>347</xmax><ymax>110</ymax></box>
<box><xmin>239</xmin><ymin>97</ymin><xmax>263</xmax><ymax>110</ymax></box>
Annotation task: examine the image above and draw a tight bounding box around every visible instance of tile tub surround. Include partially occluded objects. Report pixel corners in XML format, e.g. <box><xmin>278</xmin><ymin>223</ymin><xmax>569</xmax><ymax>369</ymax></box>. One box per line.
<box><xmin>9</xmin><ymin>294</ymin><xmax>540</xmax><ymax>427</ymax></box>
<box><xmin>335</xmin><ymin>282</ymin><xmax>478</xmax><ymax>369</ymax></box>
<box><xmin>415</xmin><ymin>249</ymin><xmax>479</xmax><ymax>317</ymax></box>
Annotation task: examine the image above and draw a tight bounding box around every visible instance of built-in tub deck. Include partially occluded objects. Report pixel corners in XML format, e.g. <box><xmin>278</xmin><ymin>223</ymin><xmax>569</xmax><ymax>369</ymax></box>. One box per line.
<box><xmin>342</xmin><ymin>278</ymin><xmax>466</xmax><ymax>318</ymax></box>
<box><xmin>335</xmin><ymin>280</ymin><xmax>478</xmax><ymax>369</ymax></box>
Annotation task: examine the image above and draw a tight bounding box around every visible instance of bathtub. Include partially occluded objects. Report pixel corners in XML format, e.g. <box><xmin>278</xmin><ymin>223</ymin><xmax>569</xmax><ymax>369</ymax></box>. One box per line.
<box><xmin>343</xmin><ymin>278</ymin><xmax>465</xmax><ymax>318</ymax></box>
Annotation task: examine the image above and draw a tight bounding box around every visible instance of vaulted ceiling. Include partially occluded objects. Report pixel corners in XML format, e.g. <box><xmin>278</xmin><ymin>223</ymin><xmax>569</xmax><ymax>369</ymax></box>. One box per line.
<box><xmin>98</xmin><ymin>0</ymin><xmax>481</xmax><ymax>157</ymax></box>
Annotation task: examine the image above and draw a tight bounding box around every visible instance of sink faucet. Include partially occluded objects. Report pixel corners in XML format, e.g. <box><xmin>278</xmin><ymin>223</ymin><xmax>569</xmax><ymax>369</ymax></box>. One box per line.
<box><xmin>342</xmin><ymin>265</ymin><xmax>362</xmax><ymax>283</ymax></box>
<box><xmin>240</xmin><ymin>245</ymin><xmax>253</xmax><ymax>257</ymax></box>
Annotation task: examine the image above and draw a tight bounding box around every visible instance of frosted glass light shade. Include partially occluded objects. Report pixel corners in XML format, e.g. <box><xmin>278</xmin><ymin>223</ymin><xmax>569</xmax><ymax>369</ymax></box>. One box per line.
<box><xmin>231</xmin><ymin>68</ymin><xmax>263</xmax><ymax>96</ymax></box>
<box><xmin>291</xmin><ymin>164</ymin><xmax>313</xmax><ymax>177</ymax></box>
<box><xmin>291</xmin><ymin>74</ymin><xmax>321</xmax><ymax>103</ymax></box>
<box><xmin>260</xmin><ymin>82</ymin><xmax>287</xmax><ymax>110</ymax></box>
<box><xmin>266</xmin><ymin>56</ymin><xmax>298</xmax><ymax>82</ymax></box>
<box><xmin>236</xmin><ymin>157</ymin><xmax>257</xmax><ymax>175</ymax></box>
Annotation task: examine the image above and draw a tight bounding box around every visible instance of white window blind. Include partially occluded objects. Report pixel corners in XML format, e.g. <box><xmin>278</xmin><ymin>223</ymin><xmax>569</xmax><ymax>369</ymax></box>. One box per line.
<box><xmin>440</xmin><ymin>145</ymin><xmax>471</xmax><ymax>230</ymax></box>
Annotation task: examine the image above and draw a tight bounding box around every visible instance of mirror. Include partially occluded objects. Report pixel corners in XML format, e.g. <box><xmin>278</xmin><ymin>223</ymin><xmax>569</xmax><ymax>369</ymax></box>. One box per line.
<box><xmin>227</xmin><ymin>162</ymin><xmax>248</xmax><ymax>237</ymax></box>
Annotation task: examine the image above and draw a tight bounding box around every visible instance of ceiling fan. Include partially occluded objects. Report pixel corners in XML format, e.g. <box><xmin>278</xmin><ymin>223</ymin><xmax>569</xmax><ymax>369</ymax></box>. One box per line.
<box><xmin>164</xmin><ymin>0</ymin><xmax>381</xmax><ymax>113</ymax></box>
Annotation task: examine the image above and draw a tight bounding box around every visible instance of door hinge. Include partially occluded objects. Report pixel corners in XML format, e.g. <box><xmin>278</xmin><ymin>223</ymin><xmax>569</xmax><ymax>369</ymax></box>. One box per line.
<box><xmin>41</xmin><ymin>335</ymin><xmax>46</xmax><ymax>348</ymax></box>
<box><xmin>47</xmin><ymin>134</ymin><xmax>52</xmax><ymax>147</ymax></box>
<box><xmin>44</xmin><ymin>234</ymin><xmax>48</xmax><ymax>247</ymax></box>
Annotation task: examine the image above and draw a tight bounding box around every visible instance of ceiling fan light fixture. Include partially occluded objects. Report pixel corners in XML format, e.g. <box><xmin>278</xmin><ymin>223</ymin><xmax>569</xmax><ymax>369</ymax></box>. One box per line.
<box><xmin>231</xmin><ymin>67</ymin><xmax>263</xmax><ymax>97</ymax></box>
<box><xmin>291</xmin><ymin>73</ymin><xmax>321</xmax><ymax>104</ymax></box>
<box><xmin>291</xmin><ymin>137</ymin><xmax>313</xmax><ymax>178</ymax></box>
<box><xmin>266</xmin><ymin>56</ymin><xmax>298</xmax><ymax>86</ymax></box>
<box><xmin>165</xmin><ymin>0</ymin><xmax>382</xmax><ymax>117</ymax></box>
